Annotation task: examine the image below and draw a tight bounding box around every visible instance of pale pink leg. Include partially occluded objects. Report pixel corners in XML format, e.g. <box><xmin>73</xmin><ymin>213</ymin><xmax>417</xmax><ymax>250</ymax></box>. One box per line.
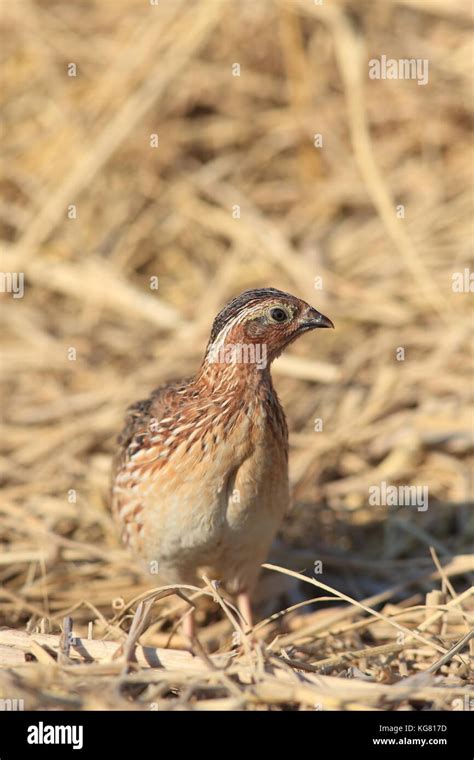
<box><xmin>182</xmin><ymin>610</ymin><xmax>196</xmax><ymax>643</ymax></box>
<box><xmin>237</xmin><ymin>591</ymin><xmax>253</xmax><ymax>632</ymax></box>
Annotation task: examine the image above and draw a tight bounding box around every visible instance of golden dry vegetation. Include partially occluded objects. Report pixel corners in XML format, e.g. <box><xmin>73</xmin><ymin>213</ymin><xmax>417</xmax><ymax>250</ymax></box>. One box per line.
<box><xmin>0</xmin><ymin>0</ymin><xmax>473</xmax><ymax>711</ymax></box>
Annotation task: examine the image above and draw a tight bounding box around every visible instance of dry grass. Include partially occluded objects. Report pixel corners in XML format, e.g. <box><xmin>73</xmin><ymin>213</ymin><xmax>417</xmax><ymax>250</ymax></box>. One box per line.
<box><xmin>0</xmin><ymin>0</ymin><xmax>473</xmax><ymax>711</ymax></box>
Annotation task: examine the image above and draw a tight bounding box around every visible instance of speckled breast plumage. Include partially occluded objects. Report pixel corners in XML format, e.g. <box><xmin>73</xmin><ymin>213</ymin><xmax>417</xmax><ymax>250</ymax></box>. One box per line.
<box><xmin>111</xmin><ymin>369</ymin><xmax>289</xmax><ymax>593</ymax></box>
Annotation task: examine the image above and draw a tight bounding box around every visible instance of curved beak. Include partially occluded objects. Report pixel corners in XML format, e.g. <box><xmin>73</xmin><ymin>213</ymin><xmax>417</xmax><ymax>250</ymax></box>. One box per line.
<box><xmin>300</xmin><ymin>307</ymin><xmax>335</xmax><ymax>330</ymax></box>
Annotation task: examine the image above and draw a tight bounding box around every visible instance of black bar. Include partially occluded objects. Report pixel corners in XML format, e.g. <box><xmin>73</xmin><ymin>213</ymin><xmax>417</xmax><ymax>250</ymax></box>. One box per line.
<box><xmin>0</xmin><ymin>709</ymin><xmax>471</xmax><ymax>757</ymax></box>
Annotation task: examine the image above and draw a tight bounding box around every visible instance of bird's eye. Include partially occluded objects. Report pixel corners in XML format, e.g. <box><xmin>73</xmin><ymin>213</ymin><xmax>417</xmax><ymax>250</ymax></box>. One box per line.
<box><xmin>270</xmin><ymin>307</ymin><xmax>289</xmax><ymax>323</ymax></box>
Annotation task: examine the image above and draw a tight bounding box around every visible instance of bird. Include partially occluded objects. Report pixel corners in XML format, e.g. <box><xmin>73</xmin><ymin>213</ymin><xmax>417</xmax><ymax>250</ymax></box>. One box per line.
<box><xmin>111</xmin><ymin>287</ymin><xmax>333</xmax><ymax>642</ymax></box>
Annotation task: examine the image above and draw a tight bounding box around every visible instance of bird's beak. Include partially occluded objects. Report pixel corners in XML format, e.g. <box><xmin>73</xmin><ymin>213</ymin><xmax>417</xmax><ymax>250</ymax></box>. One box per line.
<box><xmin>300</xmin><ymin>307</ymin><xmax>335</xmax><ymax>330</ymax></box>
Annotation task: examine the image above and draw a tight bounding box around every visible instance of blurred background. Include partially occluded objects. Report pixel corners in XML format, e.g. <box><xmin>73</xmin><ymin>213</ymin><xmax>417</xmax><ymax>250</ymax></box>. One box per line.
<box><xmin>0</xmin><ymin>0</ymin><xmax>472</xmax><ymax>708</ymax></box>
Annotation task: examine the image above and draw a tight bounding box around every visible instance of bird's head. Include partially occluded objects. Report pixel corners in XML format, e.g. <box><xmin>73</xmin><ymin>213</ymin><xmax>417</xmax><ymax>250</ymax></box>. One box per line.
<box><xmin>203</xmin><ymin>287</ymin><xmax>334</xmax><ymax>372</ymax></box>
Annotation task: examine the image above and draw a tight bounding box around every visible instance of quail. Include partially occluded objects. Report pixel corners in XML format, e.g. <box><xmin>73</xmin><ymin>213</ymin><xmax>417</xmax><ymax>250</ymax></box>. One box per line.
<box><xmin>111</xmin><ymin>288</ymin><xmax>333</xmax><ymax>639</ymax></box>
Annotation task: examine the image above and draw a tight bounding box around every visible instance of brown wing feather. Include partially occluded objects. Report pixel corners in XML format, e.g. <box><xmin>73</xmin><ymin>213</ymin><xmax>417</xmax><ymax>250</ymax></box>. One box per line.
<box><xmin>110</xmin><ymin>379</ymin><xmax>191</xmax><ymax>548</ymax></box>
<box><xmin>112</xmin><ymin>380</ymin><xmax>189</xmax><ymax>474</ymax></box>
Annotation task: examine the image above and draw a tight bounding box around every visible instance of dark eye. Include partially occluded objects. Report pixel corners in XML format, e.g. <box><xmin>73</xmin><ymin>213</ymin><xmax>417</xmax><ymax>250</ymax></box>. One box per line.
<box><xmin>270</xmin><ymin>307</ymin><xmax>288</xmax><ymax>323</ymax></box>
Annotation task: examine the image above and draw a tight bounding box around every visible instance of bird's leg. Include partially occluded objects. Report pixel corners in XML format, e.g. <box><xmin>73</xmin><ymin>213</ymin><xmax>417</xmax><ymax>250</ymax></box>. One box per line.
<box><xmin>237</xmin><ymin>591</ymin><xmax>253</xmax><ymax>633</ymax></box>
<box><xmin>182</xmin><ymin>608</ymin><xmax>196</xmax><ymax>643</ymax></box>
<box><xmin>175</xmin><ymin>590</ymin><xmax>197</xmax><ymax>646</ymax></box>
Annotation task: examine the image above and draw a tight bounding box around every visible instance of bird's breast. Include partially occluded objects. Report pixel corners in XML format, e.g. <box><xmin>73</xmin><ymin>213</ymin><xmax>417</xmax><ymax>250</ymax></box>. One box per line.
<box><xmin>140</xmin><ymin>394</ymin><xmax>288</xmax><ymax>561</ymax></box>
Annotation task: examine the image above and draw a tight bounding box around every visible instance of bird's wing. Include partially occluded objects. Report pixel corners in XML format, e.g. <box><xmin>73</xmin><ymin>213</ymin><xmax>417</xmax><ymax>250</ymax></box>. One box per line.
<box><xmin>113</xmin><ymin>380</ymin><xmax>188</xmax><ymax>472</ymax></box>
<box><xmin>110</xmin><ymin>380</ymin><xmax>189</xmax><ymax>543</ymax></box>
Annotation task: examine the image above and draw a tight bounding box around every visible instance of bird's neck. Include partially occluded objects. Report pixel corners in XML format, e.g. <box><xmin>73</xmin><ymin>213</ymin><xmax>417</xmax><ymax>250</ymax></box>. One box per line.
<box><xmin>194</xmin><ymin>346</ymin><xmax>287</xmax><ymax>443</ymax></box>
<box><xmin>195</xmin><ymin>351</ymin><xmax>274</xmax><ymax>396</ymax></box>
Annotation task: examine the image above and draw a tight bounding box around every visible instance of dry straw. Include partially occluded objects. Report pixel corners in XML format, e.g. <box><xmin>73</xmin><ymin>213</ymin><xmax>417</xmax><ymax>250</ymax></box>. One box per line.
<box><xmin>0</xmin><ymin>0</ymin><xmax>472</xmax><ymax>710</ymax></box>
